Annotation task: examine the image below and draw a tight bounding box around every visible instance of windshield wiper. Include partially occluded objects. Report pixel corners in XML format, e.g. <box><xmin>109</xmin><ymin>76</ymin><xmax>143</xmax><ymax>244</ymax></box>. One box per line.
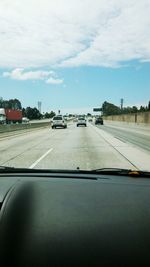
<box><xmin>91</xmin><ymin>168</ymin><xmax>150</xmax><ymax>177</ymax></box>
<box><xmin>0</xmin><ymin>166</ymin><xmax>15</xmax><ymax>171</ymax></box>
<box><xmin>0</xmin><ymin>166</ymin><xmax>99</xmax><ymax>180</ymax></box>
<box><xmin>0</xmin><ymin>166</ymin><xmax>149</xmax><ymax>178</ymax></box>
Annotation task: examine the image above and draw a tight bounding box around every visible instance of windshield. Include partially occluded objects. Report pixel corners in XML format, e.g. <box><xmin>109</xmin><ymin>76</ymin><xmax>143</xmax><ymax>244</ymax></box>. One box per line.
<box><xmin>0</xmin><ymin>1</ymin><xmax>150</xmax><ymax>171</ymax></box>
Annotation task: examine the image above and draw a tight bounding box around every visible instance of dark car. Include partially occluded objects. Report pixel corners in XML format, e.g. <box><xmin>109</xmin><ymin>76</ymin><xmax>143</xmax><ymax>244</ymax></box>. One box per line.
<box><xmin>95</xmin><ymin>117</ymin><xmax>103</xmax><ymax>125</ymax></box>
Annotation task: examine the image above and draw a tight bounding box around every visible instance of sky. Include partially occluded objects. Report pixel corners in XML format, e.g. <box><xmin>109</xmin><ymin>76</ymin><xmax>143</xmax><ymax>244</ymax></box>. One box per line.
<box><xmin>0</xmin><ymin>0</ymin><xmax>150</xmax><ymax>114</ymax></box>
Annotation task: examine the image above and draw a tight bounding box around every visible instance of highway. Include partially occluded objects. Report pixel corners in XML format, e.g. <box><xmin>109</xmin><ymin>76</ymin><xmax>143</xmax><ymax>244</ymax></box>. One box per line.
<box><xmin>101</xmin><ymin>122</ymin><xmax>150</xmax><ymax>152</ymax></box>
<box><xmin>0</xmin><ymin>121</ymin><xmax>150</xmax><ymax>171</ymax></box>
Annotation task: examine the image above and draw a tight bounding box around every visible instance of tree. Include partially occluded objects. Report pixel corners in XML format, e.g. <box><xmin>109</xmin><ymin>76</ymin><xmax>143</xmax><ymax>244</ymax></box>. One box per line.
<box><xmin>8</xmin><ymin>99</ymin><xmax>22</xmax><ymax>109</ymax></box>
<box><xmin>49</xmin><ymin>111</ymin><xmax>55</xmax><ymax>118</ymax></box>
<box><xmin>22</xmin><ymin>108</ymin><xmax>26</xmax><ymax>116</ymax></box>
<box><xmin>131</xmin><ymin>106</ymin><xmax>138</xmax><ymax>113</ymax></box>
<box><xmin>139</xmin><ymin>106</ymin><xmax>146</xmax><ymax>112</ymax></box>
<box><xmin>24</xmin><ymin>107</ymin><xmax>42</xmax><ymax>120</ymax></box>
<box><xmin>102</xmin><ymin>101</ymin><xmax>121</xmax><ymax>116</ymax></box>
<box><xmin>44</xmin><ymin>112</ymin><xmax>50</xmax><ymax>119</ymax></box>
<box><xmin>44</xmin><ymin>111</ymin><xmax>55</xmax><ymax>118</ymax></box>
<box><xmin>101</xmin><ymin>100</ymin><xmax>150</xmax><ymax>115</ymax></box>
<box><xmin>0</xmin><ymin>98</ymin><xmax>22</xmax><ymax>109</ymax></box>
<box><xmin>0</xmin><ymin>97</ymin><xmax>3</xmax><ymax>108</ymax></box>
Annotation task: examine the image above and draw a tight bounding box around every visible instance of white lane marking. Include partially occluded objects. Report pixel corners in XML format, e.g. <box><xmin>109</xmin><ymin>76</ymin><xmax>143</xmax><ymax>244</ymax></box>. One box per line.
<box><xmin>29</xmin><ymin>148</ymin><xmax>53</xmax><ymax>169</ymax></box>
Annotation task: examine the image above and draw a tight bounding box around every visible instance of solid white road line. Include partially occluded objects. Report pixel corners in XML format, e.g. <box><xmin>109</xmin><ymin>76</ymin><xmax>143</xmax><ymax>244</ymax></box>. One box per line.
<box><xmin>29</xmin><ymin>148</ymin><xmax>53</xmax><ymax>169</ymax></box>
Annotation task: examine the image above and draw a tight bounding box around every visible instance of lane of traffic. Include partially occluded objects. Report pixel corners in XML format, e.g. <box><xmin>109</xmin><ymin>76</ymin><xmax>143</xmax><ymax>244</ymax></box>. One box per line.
<box><xmin>92</xmin><ymin>123</ymin><xmax>150</xmax><ymax>170</ymax></box>
<box><xmin>99</xmin><ymin>122</ymin><xmax>150</xmax><ymax>152</ymax></box>
<box><xmin>0</xmin><ymin>126</ymin><xmax>55</xmax><ymax>167</ymax></box>
<box><xmin>34</xmin><ymin>122</ymin><xmax>135</xmax><ymax>170</ymax></box>
<box><xmin>1</xmin><ymin>121</ymin><xmax>150</xmax><ymax>170</ymax></box>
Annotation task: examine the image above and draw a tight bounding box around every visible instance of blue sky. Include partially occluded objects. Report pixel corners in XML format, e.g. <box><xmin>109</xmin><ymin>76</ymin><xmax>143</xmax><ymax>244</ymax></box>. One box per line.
<box><xmin>0</xmin><ymin>1</ymin><xmax>150</xmax><ymax>114</ymax></box>
<box><xmin>1</xmin><ymin>61</ymin><xmax>150</xmax><ymax>114</ymax></box>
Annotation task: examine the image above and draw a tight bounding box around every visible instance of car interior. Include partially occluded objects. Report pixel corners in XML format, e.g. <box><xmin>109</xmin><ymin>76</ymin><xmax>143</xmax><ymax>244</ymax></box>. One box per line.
<box><xmin>0</xmin><ymin>168</ymin><xmax>150</xmax><ymax>266</ymax></box>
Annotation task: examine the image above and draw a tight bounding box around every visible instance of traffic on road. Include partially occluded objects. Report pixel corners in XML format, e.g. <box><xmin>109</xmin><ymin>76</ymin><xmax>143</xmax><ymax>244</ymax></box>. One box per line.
<box><xmin>0</xmin><ymin>120</ymin><xmax>150</xmax><ymax>171</ymax></box>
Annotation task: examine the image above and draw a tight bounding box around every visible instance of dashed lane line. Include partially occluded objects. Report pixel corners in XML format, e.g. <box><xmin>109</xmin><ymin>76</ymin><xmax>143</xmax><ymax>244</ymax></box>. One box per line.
<box><xmin>29</xmin><ymin>148</ymin><xmax>53</xmax><ymax>169</ymax></box>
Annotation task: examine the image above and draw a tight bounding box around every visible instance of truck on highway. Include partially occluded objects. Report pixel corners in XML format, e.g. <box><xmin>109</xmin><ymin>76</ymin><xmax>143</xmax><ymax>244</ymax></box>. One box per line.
<box><xmin>0</xmin><ymin>108</ymin><xmax>22</xmax><ymax>124</ymax></box>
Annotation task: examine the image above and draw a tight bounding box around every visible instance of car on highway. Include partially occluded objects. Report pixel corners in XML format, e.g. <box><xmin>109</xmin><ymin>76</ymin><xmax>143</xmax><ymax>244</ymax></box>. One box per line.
<box><xmin>51</xmin><ymin>115</ymin><xmax>67</xmax><ymax>129</ymax></box>
<box><xmin>95</xmin><ymin>116</ymin><xmax>104</xmax><ymax>125</ymax></box>
<box><xmin>22</xmin><ymin>117</ymin><xmax>30</xmax><ymax>123</ymax></box>
<box><xmin>76</xmin><ymin>117</ymin><xmax>87</xmax><ymax>127</ymax></box>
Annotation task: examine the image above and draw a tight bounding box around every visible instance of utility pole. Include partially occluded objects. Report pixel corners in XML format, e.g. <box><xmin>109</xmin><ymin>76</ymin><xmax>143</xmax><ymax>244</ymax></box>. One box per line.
<box><xmin>38</xmin><ymin>101</ymin><xmax>42</xmax><ymax>113</ymax></box>
<box><xmin>120</xmin><ymin>98</ymin><xmax>124</xmax><ymax>110</ymax></box>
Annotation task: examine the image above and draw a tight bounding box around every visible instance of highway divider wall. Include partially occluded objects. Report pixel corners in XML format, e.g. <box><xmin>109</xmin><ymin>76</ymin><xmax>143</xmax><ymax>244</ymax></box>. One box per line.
<box><xmin>0</xmin><ymin>122</ymin><xmax>50</xmax><ymax>134</ymax></box>
<box><xmin>103</xmin><ymin>111</ymin><xmax>150</xmax><ymax>125</ymax></box>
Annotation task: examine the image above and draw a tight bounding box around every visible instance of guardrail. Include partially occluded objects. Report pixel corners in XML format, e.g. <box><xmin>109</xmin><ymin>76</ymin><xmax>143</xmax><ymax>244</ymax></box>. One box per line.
<box><xmin>0</xmin><ymin>122</ymin><xmax>50</xmax><ymax>134</ymax></box>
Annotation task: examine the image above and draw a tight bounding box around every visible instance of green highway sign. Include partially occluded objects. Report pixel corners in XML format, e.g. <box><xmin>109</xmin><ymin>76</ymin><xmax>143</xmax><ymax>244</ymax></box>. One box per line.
<box><xmin>93</xmin><ymin>108</ymin><xmax>102</xmax><ymax>112</ymax></box>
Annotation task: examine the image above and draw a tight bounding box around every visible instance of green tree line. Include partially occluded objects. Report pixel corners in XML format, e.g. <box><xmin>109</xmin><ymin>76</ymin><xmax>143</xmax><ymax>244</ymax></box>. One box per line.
<box><xmin>0</xmin><ymin>97</ymin><xmax>22</xmax><ymax>109</ymax></box>
<box><xmin>102</xmin><ymin>101</ymin><xmax>150</xmax><ymax>116</ymax></box>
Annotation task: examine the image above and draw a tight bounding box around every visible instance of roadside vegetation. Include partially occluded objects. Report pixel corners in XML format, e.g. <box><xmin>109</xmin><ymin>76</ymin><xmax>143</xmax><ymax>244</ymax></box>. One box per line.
<box><xmin>102</xmin><ymin>101</ymin><xmax>150</xmax><ymax>116</ymax></box>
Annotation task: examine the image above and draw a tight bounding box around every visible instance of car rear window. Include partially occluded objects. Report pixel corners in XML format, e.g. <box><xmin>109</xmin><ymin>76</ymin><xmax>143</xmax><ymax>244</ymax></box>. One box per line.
<box><xmin>53</xmin><ymin>116</ymin><xmax>63</xmax><ymax>120</ymax></box>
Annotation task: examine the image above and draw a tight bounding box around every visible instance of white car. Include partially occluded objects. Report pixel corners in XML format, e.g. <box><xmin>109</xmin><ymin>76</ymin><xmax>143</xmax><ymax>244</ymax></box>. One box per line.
<box><xmin>22</xmin><ymin>117</ymin><xmax>30</xmax><ymax>123</ymax></box>
<box><xmin>51</xmin><ymin>115</ymin><xmax>67</xmax><ymax>129</ymax></box>
<box><xmin>76</xmin><ymin>117</ymin><xmax>87</xmax><ymax>127</ymax></box>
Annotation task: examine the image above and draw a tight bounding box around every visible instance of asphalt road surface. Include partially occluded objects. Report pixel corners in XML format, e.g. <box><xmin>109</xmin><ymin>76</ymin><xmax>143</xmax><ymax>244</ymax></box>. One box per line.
<box><xmin>0</xmin><ymin>121</ymin><xmax>150</xmax><ymax>171</ymax></box>
<box><xmin>100</xmin><ymin>122</ymin><xmax>150</xmax><ymax>152</ymax></box>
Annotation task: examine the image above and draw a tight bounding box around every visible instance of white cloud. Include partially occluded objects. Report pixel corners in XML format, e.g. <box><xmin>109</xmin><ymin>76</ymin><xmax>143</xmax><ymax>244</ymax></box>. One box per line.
<box><xmin>2</xmin><ymin>68</ymin><xmax>63</xmax><ymax>84</ymax></box>
<box><xmin>46</xmin><ymin>77</ymin><xmax>63</xmax><ymax>84</ymax></box>
<box><xmin>3</xmin><ymin>68</ymin><xmax>54</xmax><ymax>80</ymax></box>
<box><xmin>0</xmin><ymin>0</ymin><xmax>150</xmax><ymax>68</ymax></box>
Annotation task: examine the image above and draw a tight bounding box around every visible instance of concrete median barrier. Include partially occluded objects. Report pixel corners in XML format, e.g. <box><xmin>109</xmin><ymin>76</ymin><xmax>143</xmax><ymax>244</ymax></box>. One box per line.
<box><xmin>0</xmin><ymin>122</ymin><xmax>50</xmax><ymax>134</ymax></box>
<box><xmin>103</xmin><ymin>111</ymin><xmax>150</xmax><ymax>126</ymax></box>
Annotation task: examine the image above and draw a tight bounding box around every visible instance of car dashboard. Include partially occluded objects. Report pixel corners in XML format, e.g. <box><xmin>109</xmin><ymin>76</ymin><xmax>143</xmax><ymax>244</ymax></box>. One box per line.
<box><xmin>0</xmin><ymin>171</ymin><xmax>150</xmax><ymax>266</ymax></box>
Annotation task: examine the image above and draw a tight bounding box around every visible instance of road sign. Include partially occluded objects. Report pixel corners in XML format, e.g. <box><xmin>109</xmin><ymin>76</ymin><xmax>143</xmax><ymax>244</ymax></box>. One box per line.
<box><xmin>93</xmin><ymin>108</ymin><xmax>102</xmax><ymax>112</ymax></box>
